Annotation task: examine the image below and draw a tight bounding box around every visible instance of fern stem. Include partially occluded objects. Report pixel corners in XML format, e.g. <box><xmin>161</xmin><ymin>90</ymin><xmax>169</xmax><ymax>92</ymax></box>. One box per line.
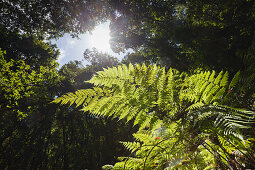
<box><xmin>211</xmin><ymin>134</ymin><xmax>244</xmax><ymax>169</ymax></box>
<box><xmin>204</xmin><ymin>141</ymin><xmax>234</xmax><ymax>169</ymax></box>
<box><xmin>221</xmin><ymin>134</ymin><xmax>255</xmax><ymax>164</ymax></box>
<box><xmin>142</xmin><ymin>136</ymin><xmax>174</xmax><ymax>169</ymax></box>
<box><xmin>201</xmin><ymin>142</ymin><xmax>230</xmax><ymax>169</ymax></box>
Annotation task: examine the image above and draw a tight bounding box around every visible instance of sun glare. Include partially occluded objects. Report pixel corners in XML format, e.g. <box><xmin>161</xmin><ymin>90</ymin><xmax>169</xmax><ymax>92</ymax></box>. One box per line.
<box><xmin>91</xmin><ymin>24</ymin><xmax>111</xmax><ymax>52</ymax></box>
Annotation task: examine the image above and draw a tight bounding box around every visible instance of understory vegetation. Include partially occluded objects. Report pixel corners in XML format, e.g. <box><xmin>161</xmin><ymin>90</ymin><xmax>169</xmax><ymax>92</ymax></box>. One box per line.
<box><xmin>54</xmin><ymin>64</ymin><xmax>255</xmax><ymax>169</ymax></box>
<box><xmin>1</xmin><ymin>0</ymin><xmax>255</xmax><ymax>169</ymax></box>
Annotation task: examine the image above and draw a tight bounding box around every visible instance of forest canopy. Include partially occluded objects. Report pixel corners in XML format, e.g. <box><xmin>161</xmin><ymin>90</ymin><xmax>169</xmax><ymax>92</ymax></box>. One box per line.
<box><xmin>0</xmin><ymin>0</ymin><xmax>254</xmax><ymax>169</ymax></box>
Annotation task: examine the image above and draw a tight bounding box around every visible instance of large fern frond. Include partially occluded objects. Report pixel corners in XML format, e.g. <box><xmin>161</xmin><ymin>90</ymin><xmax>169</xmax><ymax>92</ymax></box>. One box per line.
<box><xmin>52</xmin><ymin>64</ymin><xmax>254</xmax><ymax>169</ymax></box>
<box><xmin>180</xmin><ymin>70</ymin><xmax>229</xmax><ymax>105</ymax></box>
<box><xmin>192</xmin><ymin>104</ymin><xmax>255</xmax><ymax>135</ymax></box>
<box><xmin>53</xmin><ymin>64</ymin><xmax>181</xmax><ymax>129</ymax></box>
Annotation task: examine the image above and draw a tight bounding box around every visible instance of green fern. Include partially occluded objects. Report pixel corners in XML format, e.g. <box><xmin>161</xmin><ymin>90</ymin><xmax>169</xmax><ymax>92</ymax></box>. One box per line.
<box><xmin>52</xmin><ymin>64</ymin><xmax>255</xmax><ymax>169</ymax></box>
<box><xmin>228</xmin><ymin>71</ymin><xmax>240</xmax><ymax>90</ymax></box>
<box><xmin>121</xmin><ymin>141</ymin><xmax>141</xmax><ymax>153</ymax></box>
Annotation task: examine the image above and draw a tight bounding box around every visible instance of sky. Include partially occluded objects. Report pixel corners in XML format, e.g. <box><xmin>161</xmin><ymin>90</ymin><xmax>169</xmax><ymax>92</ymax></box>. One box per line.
<box><xmin>53</xmin><ymin>21</ymin><xmax>128</xmax><ymax>68</ymax></box>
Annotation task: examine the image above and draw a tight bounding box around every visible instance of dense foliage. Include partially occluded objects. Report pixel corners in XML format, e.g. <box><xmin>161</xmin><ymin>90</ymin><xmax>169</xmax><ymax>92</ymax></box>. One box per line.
<box><xmin>0</xmin><ymin>49</ymin><xmax>135</xmax><ymax>169</ymax></box>
<box><xmin>108</xmin><ymin>0</ymin><xmax>255</xmax><ymax>72</ymax></box>
<box><xmin>0</xmin><ymin>0</ymin><xmax>136</xmax><ymax>168</ymax></box>
<box><xmin>1</xmin><ymin>0</ymin><xmax>255</xmax><ymax>169</ymax></box>
<box><xmin>54</xmin><ymin>64</ymin><xmax>255</xmax><ymax>169</ymax></box>
<box><xmin>0</xmin><ymin>0</ymin><xmax>112</xmax><ymax>37</ymax></box>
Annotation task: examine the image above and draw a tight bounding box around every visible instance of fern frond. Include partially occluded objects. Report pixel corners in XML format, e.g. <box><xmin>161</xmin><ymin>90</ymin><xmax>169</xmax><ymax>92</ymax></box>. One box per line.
<box><xmin>88</xmin><ymin>65</ymin><xmax>132</xmax><ymax>88</ymax></box>
<box><xmin>156</xmin><ymin>67</ymin><xmax>166</xmax><ymax>107</ymax></box>
<box><xmin>212</xmin><ymin>87</ymin><xmax>225</xmax><ymax>102</ymax></box>
<box><xmin>133</xmin><ymin>132</ymin><xmax>154</xmax><ymax>144</ymax></box>
<box><xmin>181</xmin><ymin>70</ymin><xmax>230</xmax><ymax>106</ymax></box>
<box><xmin>214</xmin><ymin>70</ymin><xmax>224</xmax><ymax>85</ymax></box>
<box><xmin>114</xmin><ymin>157</ymin><xmax>142</xmax><ymax>170</ymax></box>
<box><xmin>229</xmin><ymin>71</ymin><xmax>240</xmax><ymax>90</ymax></box>
<box><xmin>121</xmin><ymin>141</ymin><xmax>141</xmax><ymax>153</ymax></box>
<box><xmin>186</xmin><ymin>102</ymin><xmax>204</xmax><ymax>111</ymax></box>
<box><xmin>209</xmin><ymin>70</ymin><xmax>216</xmax><ymax>82</ymax></box>
<box><xmin>53</xmin><ymin>64</ymin><xmax>252</xmax><ymax>170</ymax></box>
<box><xmin>133</xmin><ymin>110</ymin><xmax>146</xmax><ymax>126</ymax></box>
<box><xmin>139</xmin><ymin>114</ymin><xmax>154</xmax><ymax>130</ymax></box>
<box><xmin>52</xmin><ymin>88</ymin><xmax>101</xmax><ymax>107</ymax></box>
<box><xmin>201</xmin><ymin>82</ymin><xmax>214</xmax><ymax>102</ymax></box>
<box><xmin>208</xmin><ymin>105</ymin><xmax>255</xmax><ymax>135</ymax></box>
<box><xmin>151</xmin><ymin>119</ymin><xmax>163</xmax><ymax>132</ymax></box>
<box><xmin>220</xmin><ymin>72</ymin><xmax>229</xmax><ymax>87</ymax></box>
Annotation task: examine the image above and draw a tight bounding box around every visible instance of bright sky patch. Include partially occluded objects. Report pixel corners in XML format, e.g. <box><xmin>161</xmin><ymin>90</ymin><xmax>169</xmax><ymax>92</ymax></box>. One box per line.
<box><xmin>91</xmin><ymin>23</ymin><xmax>111</xmax><ymax>52</ymax></box>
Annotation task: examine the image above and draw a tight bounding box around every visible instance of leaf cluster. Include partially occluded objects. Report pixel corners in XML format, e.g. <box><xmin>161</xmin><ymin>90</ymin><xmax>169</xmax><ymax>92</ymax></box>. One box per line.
<box><xmin>54</xmin><ymin>64</ymin><xmax>255</xmax><ymax>169</ymax></box>
<box><xmin>0</xmin><ymin>49</ymin><xmax>61</xmax><ymax>117</ymax></box>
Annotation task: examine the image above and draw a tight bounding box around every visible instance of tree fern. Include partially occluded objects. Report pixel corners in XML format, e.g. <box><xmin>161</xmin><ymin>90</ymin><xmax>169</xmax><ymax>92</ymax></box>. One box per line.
<box><xmin>52</xmin><ymin>64</ymin><xmax>255</xmax><ymax>169</ymax></box>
